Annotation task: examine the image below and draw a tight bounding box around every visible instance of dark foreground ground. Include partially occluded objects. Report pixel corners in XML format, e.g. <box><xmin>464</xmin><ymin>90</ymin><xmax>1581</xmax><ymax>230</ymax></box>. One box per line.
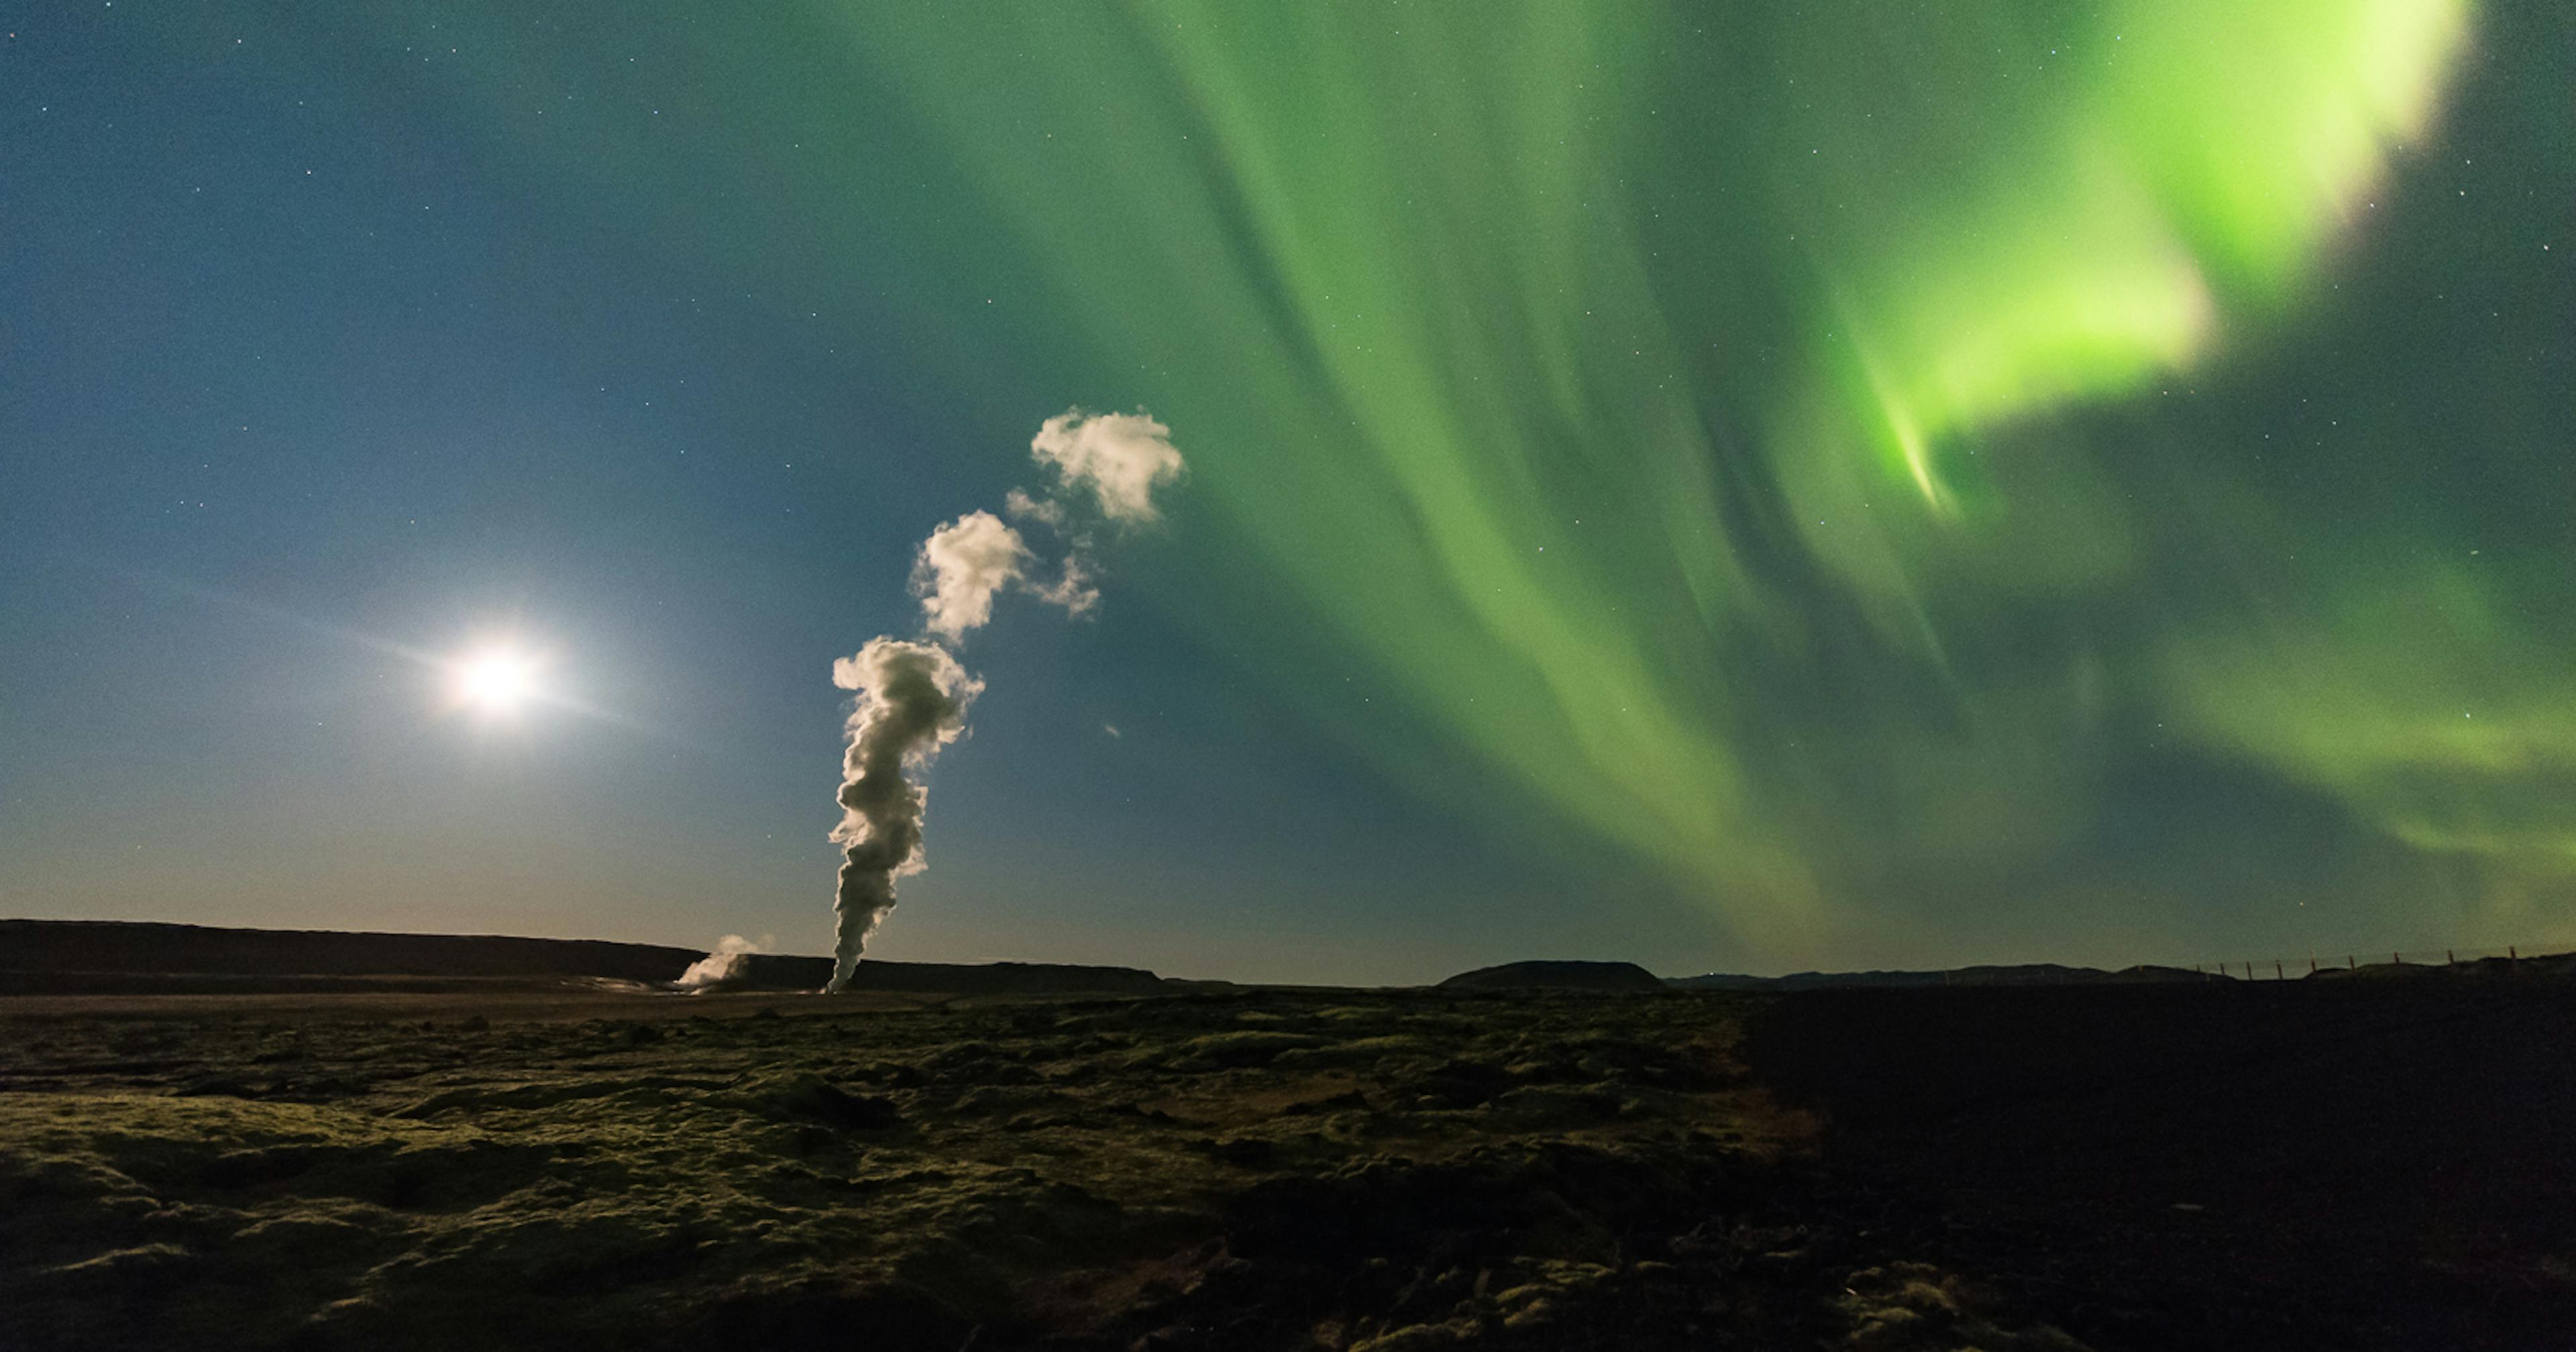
<box><xmin>3</xmin><ymin>980</ymin><xmax>2570</xmax><ymax>1351</ymax></box>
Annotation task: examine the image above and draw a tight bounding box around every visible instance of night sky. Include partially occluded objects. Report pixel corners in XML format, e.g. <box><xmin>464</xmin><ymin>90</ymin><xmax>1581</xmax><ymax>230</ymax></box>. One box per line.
<box><xmin>5</xmin><ymin>3</ymin><xmax>2570</xmax><ymax>984</ymax></box>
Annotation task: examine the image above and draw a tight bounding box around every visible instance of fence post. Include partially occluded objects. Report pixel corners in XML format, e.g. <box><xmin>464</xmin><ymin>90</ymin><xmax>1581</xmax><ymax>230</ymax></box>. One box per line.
<box><xmin>2447</xmin><ymin>949</ymin><xmax>2456</xmax><ymax>967</ymax></box>
<box><xmin>2275</xmin><ymin>960</ymin><xmax>2284</xmax><ymax>980</ymax></box>
<box><xmin>2245</xmin><ymin>961</ymin><xmax>2255</xmax><ymax>981</ymax></box>
<box><xmin>2395</xmin><ymin>952</ymin><xmax>2403</xmax><ymax>966</ymax></box>
<box><xmin>2308</xmin><ymin>955</ymin><xmax>2318</xmax><ymax>975</ymax></box>
<box><xmin>2348</xmin><ymin>955</ymin><xmax>2356</xmax><ymax>970</ymax></box>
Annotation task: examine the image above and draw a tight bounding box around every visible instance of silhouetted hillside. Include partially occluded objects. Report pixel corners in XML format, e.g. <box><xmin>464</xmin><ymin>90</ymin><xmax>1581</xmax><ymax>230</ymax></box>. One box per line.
<box><xmin>838</xmin><ymin>959</ymin><xmax>1165</xmax><ymax>996</ymax></box>
<box><xmin>0</xmin><ymin>921</ymin><xmax>1162</xmax><ymax>997</ymax></box>
<box><xmin>1437</xmin><ymin>959</ymin><xmax>1668</xmax><ymax>992</ymax></box>
<box><xmin>0</xmin><ymin>920</ymin><xmax>704</xmax><ymax>984</ymax></box>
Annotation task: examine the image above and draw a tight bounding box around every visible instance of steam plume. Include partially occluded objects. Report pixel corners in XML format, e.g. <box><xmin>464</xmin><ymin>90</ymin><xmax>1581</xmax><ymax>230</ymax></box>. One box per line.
<box><xmin>1002</xmin><ymin>486</ymin><xmax>1065</xmax><ymax>529</ymax></box>
<box><xmin>818</xmin><ymin>409</ymin><xmax>1183</xmax><ymax>992</ymax></box>
<box><xmin>1008</xmin><ymin>409</ymin><xmax>1180</xmax><ymax>622</ymax></box>
<box><xmin>826</xmin><ymin>638</ymin><xmax>982</xmax><ymax>992</ymax></box>
<box><xmin>1029</xmin><ymin>409</ymin><xmax>1186</xmax><ymax>525</ymax></box>
<box><xmin>914</xmin><ymin>510</ymin><xmax>1032</xmax><ymax>641</ymax></box>
<box><xmin>1027</xmin><ymin>553</ymin><xmax>1099</xmax><ymax>617</ymax></box>
<box><xmin>676</xmin><ymin>933</ymin><xmax>766</xmax><ymax>990</ymax></box>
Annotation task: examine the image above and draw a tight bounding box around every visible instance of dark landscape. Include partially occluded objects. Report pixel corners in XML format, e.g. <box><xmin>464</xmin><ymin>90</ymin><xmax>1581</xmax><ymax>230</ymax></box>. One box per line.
<box><xmin>11</xmin><ymin>4</ymin><xmax>2569</xmax><ymax>1348</ymax></box>
<box><xmin>3</xmin><ymin>923</ymin><xmax>2570</xmax><ymax>1351</ymax></box>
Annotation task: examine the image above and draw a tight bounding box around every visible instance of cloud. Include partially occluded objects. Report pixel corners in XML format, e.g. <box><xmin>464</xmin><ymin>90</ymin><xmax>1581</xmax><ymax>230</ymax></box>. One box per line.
<box><xmin>1030</xmin><ymin>409</ymin><xmax>1187</xmax><ymax>525</ymax></box>
<box><xmin>1004</xmin><ymin>486</ymin><xmax>1067</xmax><ymax>529</ymax></box>
<box><xmin>1027</xmin><ymin>553</ymin><xmax>1099</xmax><ymax>619</ymax></box>
<box><xmin>912</xmin><ymin>510</ymin><xmax>1030</xmax><ymax>641</ymax></box>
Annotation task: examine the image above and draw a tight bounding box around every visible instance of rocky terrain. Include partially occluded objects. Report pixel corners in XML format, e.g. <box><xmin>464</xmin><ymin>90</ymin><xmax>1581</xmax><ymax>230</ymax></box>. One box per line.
<box><xmin>1</xmin><ymin>968</ymin><xmax>2569</xmax><ymax>1350</ymax></box>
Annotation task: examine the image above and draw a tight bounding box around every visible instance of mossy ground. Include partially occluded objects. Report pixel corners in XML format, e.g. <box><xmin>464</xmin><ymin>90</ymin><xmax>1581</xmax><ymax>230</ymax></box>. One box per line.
<box><xmin>0</xmin><ymin>987</ymin><xmax>2074</xmax><ymax>1351</ymax></box>
<box><xmin>13</xmin><ymin>975</ymin><xmax>2571</xmax><ymax>1349</ymax></box>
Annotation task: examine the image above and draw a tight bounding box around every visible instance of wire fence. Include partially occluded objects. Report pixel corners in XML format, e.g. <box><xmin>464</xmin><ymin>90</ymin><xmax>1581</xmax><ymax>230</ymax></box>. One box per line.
<box><xmin>2179</xmin><ymin>945</ymin><xmax>2552</xmax><ymax>982</ymax></box>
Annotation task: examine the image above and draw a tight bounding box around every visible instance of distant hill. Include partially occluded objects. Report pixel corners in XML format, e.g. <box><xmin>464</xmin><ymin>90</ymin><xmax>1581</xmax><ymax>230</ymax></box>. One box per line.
<box><xmin>837</xmin><ymin>959</ymin><xmax>1164</xmax><ymax>996</ymax></box>
<box><xmin>0</xmin><ymin>920</ymin><xmax>1163</xmax><ymax>997</ymax></box>
<box><xmin>0</xmin><ymin>919</ymin><xmax>706</xmax><ymax>984</ymax></box>
<box><xmin>1438</xmin><ymin>960</ymin><xmax>1669</xmax><ymax>992</ymax></box>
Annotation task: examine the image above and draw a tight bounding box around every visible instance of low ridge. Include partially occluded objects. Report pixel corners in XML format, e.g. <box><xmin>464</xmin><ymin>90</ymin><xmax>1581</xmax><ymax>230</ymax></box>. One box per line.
<box><xmin>1437</xmin><ymin>959</ymin><xmax>1668</xmax><ymax>992</ymax></box>
<box><xmin>0</xmin><ymin>920</ymin><xmax>1161</xmax><ymax>997</ymax></box>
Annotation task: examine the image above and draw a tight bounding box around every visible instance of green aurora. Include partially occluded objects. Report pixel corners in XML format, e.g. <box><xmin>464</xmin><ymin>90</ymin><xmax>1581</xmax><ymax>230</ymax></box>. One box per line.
<box><xmin>333</xmin><ymin>0</ymin><xmax>2569</xmax><ymax>961</ymax></box>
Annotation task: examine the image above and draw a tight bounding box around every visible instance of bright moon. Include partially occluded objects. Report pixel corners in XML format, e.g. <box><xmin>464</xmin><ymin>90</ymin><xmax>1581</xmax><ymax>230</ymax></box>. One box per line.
<box><xmin>455</xmin><ymin>649</ymin><xmax>538</xmax><ymax>713</ymax></box>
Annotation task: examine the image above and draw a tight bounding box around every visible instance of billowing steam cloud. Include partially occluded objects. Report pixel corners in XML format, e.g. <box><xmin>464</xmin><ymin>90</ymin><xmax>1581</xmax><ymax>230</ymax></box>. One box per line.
<box><xmin>1000</xmin><ymin>407</ymin><xmax>1183</xmax><ymax>625</ymax></box>
<box><xmin>914</xmin><ymin>510</ymin><xmax>1032</xmax><ymax>641</ymax></box>
<box><xmin>914</xmin><ymin>408</ymin><xmax>1186</xmax><ymax>643</ymax></box>
<box><xmin>1002</xmin><ymin>487</ymin><xmax>1064</xmax><ymax>529</ymax></box>
<box><xmin>1029</xmin><ymin>409</ymin><xmax>1186</xmax><ymax>525</ymax></box>
<box><xmin>821</xmin><ymin>409</ymin><xmax>1183</xmax><ymax>992</ymax></box>
<box><xmin>827</xmin><ymin>638</ymin><xmax>982</xmax><ymax>992</ymax></box>
<box><xmin>1026</xmin><ymin>553</ymin><xmax>1098</xmax><ymax>618</ymax></box>
<box><xmin>676</xmin><ymin>933</ymin><xmax>767</xmax><ymax>990</ymax></box>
